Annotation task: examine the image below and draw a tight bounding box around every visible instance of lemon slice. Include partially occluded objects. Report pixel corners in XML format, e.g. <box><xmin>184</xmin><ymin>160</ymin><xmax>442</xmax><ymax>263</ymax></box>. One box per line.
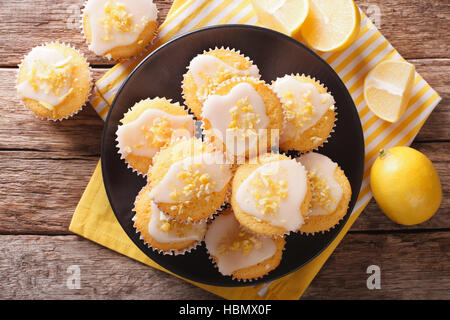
<box><xmin>300</xmin><ymin>0</ymin><xmax>361</xmax><ymax>52</ymax></box>
<box><xmin>250</xmin><ymin>0</ymin><xmax>309</xmax><ymax>39</ymax></box>
<box><xmin>364</xmin><ymin>60</ymin><xmax>416</xmax><ymax>123</ymax></box>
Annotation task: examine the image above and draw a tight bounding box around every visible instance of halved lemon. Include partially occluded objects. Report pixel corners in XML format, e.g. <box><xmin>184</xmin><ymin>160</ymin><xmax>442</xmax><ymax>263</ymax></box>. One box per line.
<box><xmin>364</xmin><ymin>60</ymin><xmax>416</xmax><ymax>123</ymax></box>
<box><xmin>250</xmin><ymin>0</ymin><xmax>309</xmax><ymax>39</ymax></box>
<box><xmin>300</xmin><ymin>0</ymin><xmax>361</xmax><ymax>52</ymax></box>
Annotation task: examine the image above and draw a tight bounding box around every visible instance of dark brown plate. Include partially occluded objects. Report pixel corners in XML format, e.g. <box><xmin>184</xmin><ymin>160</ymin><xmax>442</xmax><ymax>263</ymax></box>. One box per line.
<box><xmin>101</xmin><ymin>24</ymin><xmax>364</xmax><ymax>287</ymax></box>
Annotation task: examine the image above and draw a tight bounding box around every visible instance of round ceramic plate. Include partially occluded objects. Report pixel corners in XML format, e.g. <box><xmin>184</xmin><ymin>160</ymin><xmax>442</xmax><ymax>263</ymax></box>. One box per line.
<box><xmin>101</xmin><ymin>25</ymin><xmax>365</xmax><ymax>287</ymax></box>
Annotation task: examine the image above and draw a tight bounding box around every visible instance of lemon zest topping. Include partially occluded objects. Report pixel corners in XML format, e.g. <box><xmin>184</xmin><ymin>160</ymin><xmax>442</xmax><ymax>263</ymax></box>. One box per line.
<box><xmin>28</xmin><ymin>58</ymin><xmax>73</xmax><ymax>99</ymax></box>
<box><xmin>99</xmin><ymin>1</ymin><xmax>134</xmax><ymax>41</ymax></box>
<box><xmin>197</xmin><ymin>68</ymin><xmax>235</xmax><ymax>101</ymax></box>
<box><xmin>217</xmin><ymin>226</ymin><xmax>262</xmax><ymax>255</ymax></box>
<box><xmin>158</xmin><ymin>215</ymin><xmax>195</xmax><ymax>237</ymax></box>
<box><xmin>169</xmin><ymin>164</ymin><xmax>216</xmax><ymax>204</ymax></box>
<box><xmin>248</xmin><ymin>168</ymin><xmax>289</xmax><ymax>216</ymax></box>
<box><xmin>282</xmin><ymin>89</ymin><xmax>314</xmax><ymax>129</ymax></box>
<box><xmin>228</xmin><ymin>96</ymin><xmax>261</xmax><ymax>138</ymax></box>
<box><xmin>140</xmin><ymin>116</ymin><xmax>173</xmax><ymax>148</ymax></box>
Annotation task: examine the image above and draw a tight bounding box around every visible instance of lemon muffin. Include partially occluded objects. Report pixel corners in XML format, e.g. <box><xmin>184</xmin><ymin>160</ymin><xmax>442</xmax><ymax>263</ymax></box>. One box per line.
<box><xmin>205</xmin><ymin>208</ymin><xmax>285</xmax><ymax>281</ymax></box>
<box><xmin>17</xmin><ymin>42</ymin><xmax>91</xmax><ymax>120</ymax></box>
<box><xmin>231</xmin><ymin>153</ymin><xmax>311</xmax><ymax>237</ymax></box>
<box><xmin>271</xmin><ymin>74</ymin><xmax>336</xmax><ymax>152</ymax></box>
<box><xmin>297</xmin><ymin>152</ymin><xmax>352</xmax><ymax>234</ymax></box>
<box><xmin>148</xmin><ymin>138</ymin><xmax>232</xmax><ymax>223</ymax></box>
<box><xmin>116</xmin><ymin>97</ymin><xmax>195</xmax><ymax>175</ymax></box>
<box><xmin>201</xmin><ymin>77</ymin><xmax>283</xmax><ymax>161</ymax></box>
<box><xmin>82</xmin><ymin>0</ymin><xmax>158</xmax><ymax>60</ymax></box>
<box><xmin>182</xmin><ymin>47</ymin><xmax>260</xmax><ymax>118</ymax></box>
<box><xmin>133</xmin><ymin>186</ymin><xmax>207</xmax><ymax>255</ymax></box>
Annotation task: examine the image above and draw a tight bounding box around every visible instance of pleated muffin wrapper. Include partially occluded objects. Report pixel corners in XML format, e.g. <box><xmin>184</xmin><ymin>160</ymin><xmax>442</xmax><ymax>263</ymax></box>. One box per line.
<box><xmin>115</xmin><ymin>98</ymin><xmax>196</xmax><ymax>177</ymax></box>
<box><xmin>204</xmin><ymin>231</ymin><xmax>287</xmax><ymax>283</ymax></box>
<box><xmin>181</xmin><ymin>46</ymin><xmax>261</xmax><ymax>119</ymax></box>
<box><xmin>270</xmin><ymin>73</ymin><xmax>338</xmax><ymax>156</ymax></box>
<box><xmin>132</xmin><ymin>186</ymin><xmax>205</xmax><ymax>256</ymax></box>
<box><xmin>200</xmin><ymin>75</ymin><xmax>285</xmax><ymax>165</ymax></box>
<box><xmin>80</xmin><ymin>0</ymin><xmax>159</xmax><ymax>61</ymax></box>
<box><xmin>16</xmin><ymin>41</ymin><xmax>93</xmax><ymax>121</ymax></box>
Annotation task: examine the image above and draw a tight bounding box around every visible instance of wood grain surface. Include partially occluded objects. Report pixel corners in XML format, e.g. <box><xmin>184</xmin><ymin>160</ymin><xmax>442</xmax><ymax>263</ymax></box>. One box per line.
<box><xmin>0</xmin><ymin>0</ymin><xmax>448</xmax><ymax>300</ymax></box>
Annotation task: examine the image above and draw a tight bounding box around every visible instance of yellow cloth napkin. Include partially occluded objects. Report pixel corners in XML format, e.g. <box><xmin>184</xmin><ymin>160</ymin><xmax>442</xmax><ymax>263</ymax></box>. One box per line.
<box><xmin>70</xmin><ymin>0</ymin><xmax>441</xmax><ymax>300</ymax></box>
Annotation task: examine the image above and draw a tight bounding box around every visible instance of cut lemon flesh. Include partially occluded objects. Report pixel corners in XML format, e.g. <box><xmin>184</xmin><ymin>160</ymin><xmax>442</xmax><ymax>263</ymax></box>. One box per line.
<box><xmin>364</xmin><ymin>60</ymin><xmax>416</xmax><ymax>123</ymax></box>
<box><xmin>301</xmin><ymin>0</ymin><xmax>360</xmax><ymax>52</ymax></box>
<box><xmin>250</xmin><ymin>0</ymin><xmax>309</xmax><ymax>38</ymax></box>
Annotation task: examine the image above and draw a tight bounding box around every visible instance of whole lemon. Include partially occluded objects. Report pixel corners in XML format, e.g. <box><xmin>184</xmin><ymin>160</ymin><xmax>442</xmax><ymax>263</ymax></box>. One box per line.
<box><xmin>370</xmin><ymin>146</ymin><xmax>442</xmax><ymax>226</ymax></box>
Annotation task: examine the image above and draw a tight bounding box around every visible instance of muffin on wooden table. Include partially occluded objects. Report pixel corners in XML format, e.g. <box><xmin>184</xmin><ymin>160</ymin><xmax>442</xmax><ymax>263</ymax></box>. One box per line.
<box><xmin>17</xmin><ymin>42</ymin><xmax>91</xmax><ymax>120</ymax></box>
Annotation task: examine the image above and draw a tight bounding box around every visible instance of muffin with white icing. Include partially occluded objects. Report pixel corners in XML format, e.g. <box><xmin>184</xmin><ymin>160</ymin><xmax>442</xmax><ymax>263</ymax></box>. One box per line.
<box><xmin>201</xmin><ymin>77</ymin><xmax>284</xmax><ymax>162</ymax></box>
<box><xmin>116</xmin><ymin>97</ymin><xmax>195</xmax><ymax>175</ymax></box>
<box><xmin>231</xmin><ymin>153</ymin><xmax>311</xmax><ymax>237</ymax></box>
<box><xmin>17</xmin><ymin>42</ymin><xmax>91</xmax><ymax>120</ymax></box>
<box><xmin>182</xmin><ymin>47</ymin><xmax>260</xmax><ymax>119</ymax></box>
<box><xmin>82</xmin><ymin>0</ymin><xmax>158</xmax><ymax>60</ymax></box>
<box><xmin>205</xmin><ymin>208</ymin><xmax>285</xmax><ymax>281</ymax></box>
<box><xmin>148</xmin><ymin>138</ymin><xmax>233</xmax><ymax>223</ymax></box>
<box><xmin>271</xmin><ymin>74</ymin><xmax>336</xmax><ymax>152</ymax></box>
<box><xmin>133</xmin><ymin>186</ymin><xmax>207</xmax><ymax>254</ymax></box>
<box><xmin>297</xmin><ymin>152</ymin><xmax>352</xmax><ymax>234</ymax></box>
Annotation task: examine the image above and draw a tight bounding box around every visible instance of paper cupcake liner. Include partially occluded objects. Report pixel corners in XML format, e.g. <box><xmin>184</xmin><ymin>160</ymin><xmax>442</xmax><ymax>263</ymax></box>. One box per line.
<box><xmin>80</xmin><ymin>0</ymin><xmax>159</xmax><ymax>61</ymax></box>
<box><xmin>132</xmin><ymin>187</ymin><xmax>204</xmax><ymax>256</ymax></box>
<box><xmin>115</xmin><ymin>97</ymin><xmax>195</xmax><ymax>177</ymax></box>
<box><xmin>271</xmin><ymin>73</ymin><xmax>337</xmax><ymax>154</ymax></box>
<box><xmin>16</xmin><ymin>41</ymin><xmax>93</xmax><ymax>121</ymax></box>
<box><xmin>181</xmin><ymin>46</ymin><xmax>261</xmax><ymax>118</ymax></box>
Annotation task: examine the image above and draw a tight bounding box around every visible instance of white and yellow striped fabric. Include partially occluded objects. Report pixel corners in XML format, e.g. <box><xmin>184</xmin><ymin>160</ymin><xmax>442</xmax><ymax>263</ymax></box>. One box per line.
<box><xmin>71</xmin><ymin>0</ymin><xmax>441</xmax><ymax>300</ymax></box>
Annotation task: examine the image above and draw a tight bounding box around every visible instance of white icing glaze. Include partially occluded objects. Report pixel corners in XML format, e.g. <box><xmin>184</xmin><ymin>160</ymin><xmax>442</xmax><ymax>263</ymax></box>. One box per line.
<box><xmin>17</xmin><ymin>47</ymin><xmax>73</xmax><ymax>107</ymax></box>
<box><xmin>272</xmin><ymin>75</ymin><xmax>335</xmax><ymax>142</ymax></box>
<box><xmin>298</xmin><ymin>152</ymin><xmax>343</xmax><ymax>215</ymax></box>
<box><xmin>147</xmin><ymin>201</ymin><xmax>206</xmax><ymax>243</ymax></box>
<box><xmin>236</xmin><ymin>159</ymin><xmax>307</xmax><ymax>231</ymax></box>
<box><xmin>204</xmin><ymin>213</ymin><xmax>277</xmax><ymax>276</ymax></box>
<box><xmin>201</xmin><ymin>82</ymin><xmax>270</xmax><ymax>156</ymax></box>
<box><xmin>116</xmin><ymin>108</ymin><xmax>194</xmax><ymax>158</ymax></box>
<box><xmin>84</xmin><ymin>0</ymin><xmax>157</xmax><ymax>55</ymax></box>
<box><xmin>189</xmin><ymin>54</ymin><xmax>260</xmax><ymax>100</ymax></box>
<box><xmin>149</xmin><ymin>152</ymin><xmax>232</xmax><ymax>203</ymax></box>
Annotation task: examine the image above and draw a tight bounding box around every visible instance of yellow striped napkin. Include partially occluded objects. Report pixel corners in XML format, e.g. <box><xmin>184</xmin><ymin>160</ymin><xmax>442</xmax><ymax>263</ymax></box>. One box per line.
<box><xmin>70</xmin><ymin>0</ymin><xmax>441</xmax><ymax>300</ymax></box>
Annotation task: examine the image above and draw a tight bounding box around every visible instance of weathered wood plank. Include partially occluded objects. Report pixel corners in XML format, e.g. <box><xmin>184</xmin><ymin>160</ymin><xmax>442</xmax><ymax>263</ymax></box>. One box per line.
<box><xmin>303</xmin><ymin>231</ymin><xmax>450</xmax><ymax>300</ymax></box>
<box><xmin>412</xmin><ymin>59</ymin><xmax>450</xmax><ymax>141</ymax></box>
<box><xmin>0</xmin><ymin>235</ymin><xmax>220</xmax><ymax>299</ymax></box>
<box><xmin>0</xmin><ymin>142</ymin><xmax>448</xmax><ymax>235</ymax></box>
<box><xmin>0</xmin><ymin>0</ymin><xmax>448</xmax><ymax>66</ymax></box>
<box><xmin>0</xmin><ymin>155</ymin><xmax>99</xmax><ymax>234</ymax></box>
<box><xmin>0</xmin><ymin>232</ymin><xmax>448</xmax><ymax>299</ymax></box>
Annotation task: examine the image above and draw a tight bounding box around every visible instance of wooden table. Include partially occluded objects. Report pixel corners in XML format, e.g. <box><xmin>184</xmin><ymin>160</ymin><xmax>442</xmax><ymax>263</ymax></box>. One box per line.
<box><xmin>0</xmin><ymin>0</ymin><xmax>448</xmax><ymax>300</ymax></box>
